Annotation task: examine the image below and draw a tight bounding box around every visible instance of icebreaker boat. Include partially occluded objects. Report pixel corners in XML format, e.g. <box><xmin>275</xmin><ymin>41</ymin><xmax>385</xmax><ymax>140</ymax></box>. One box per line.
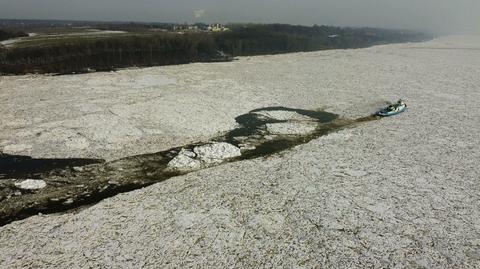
<box><xmin>376</xmin><ymin>100</ymin><xmax>407</xmax><ymax>117</ymax></box>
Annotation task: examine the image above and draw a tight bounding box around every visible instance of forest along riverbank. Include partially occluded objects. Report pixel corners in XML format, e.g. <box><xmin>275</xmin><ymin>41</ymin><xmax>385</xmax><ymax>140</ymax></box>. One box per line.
<box><xmin>0</xmin><ymin>24</ymin><xmax>430</xmax><ymax>75</ymax></box>
<box><xmin>0</xmin><ymin>106</ymin><xmax>378</xmax><ymax>226</ymax></box>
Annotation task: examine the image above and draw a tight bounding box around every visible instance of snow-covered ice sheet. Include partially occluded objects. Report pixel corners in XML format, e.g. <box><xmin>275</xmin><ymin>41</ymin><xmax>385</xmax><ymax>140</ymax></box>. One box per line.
<box><xmin>1</xmin><ymin>35</ymin><xmax>480</xmax><ymax>268</ymax></box>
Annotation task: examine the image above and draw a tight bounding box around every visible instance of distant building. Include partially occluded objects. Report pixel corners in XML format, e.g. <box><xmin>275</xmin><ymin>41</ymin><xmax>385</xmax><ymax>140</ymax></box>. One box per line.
<box><xmin>172</xmin><ymin>23</ymin><xmax>228</xmax><ymax>32</ymax></box>
<box><xmin>207</xmin><ymin>23</ymin><xmax>230</xmax><ymax>32</ymax></box>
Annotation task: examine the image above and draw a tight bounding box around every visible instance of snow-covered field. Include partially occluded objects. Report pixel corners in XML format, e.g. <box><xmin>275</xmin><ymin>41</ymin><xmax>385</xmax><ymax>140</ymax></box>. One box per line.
<box><xmin>0</xmin><ymin>29</ymin><xmax>126</xmax><ymax>48</ymax></box>
<box><xmin>0</xmin><ymin>36</ymin><xmax>479</xmax><ymax>268</ymax></box>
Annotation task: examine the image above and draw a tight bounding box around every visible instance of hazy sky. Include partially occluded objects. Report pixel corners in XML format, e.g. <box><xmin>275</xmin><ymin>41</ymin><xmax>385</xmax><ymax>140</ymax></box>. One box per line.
<box><xmin>1</xmin><ymin>0</ymin><xmax>479</xmax><ymax>34</ymax></box>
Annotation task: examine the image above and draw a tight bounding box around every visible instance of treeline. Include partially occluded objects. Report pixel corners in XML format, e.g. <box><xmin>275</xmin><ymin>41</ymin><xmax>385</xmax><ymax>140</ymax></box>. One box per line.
<box><xmin>94</xmin><ymin>22</ymin><xmax>175</xmax><ymax>32</ymax></box>
<box><xmin>0</xmin><ymin>33</ymin><xmax>225</xmax><ymax>74</ymax></box>
<box><xmin>0</xmin><ymin>30</ymin><xmax>28</xmax><ymax>42</ymax></box>
<box><xmin>0</xmin><ymin>24</ymin><xmax>431</xmax><ymax>75</ymax></box>
<box><xmin>215</xmin><ymin>24</ymin><xmax>429</xmax><ymax>56</ymax></box>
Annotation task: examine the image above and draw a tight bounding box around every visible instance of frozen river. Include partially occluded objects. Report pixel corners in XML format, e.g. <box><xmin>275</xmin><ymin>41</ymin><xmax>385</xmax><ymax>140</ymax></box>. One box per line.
<box><xmin>0</xmin><ymin>36</ymin><xmax>479</xmax><ymax>268</ymax></box>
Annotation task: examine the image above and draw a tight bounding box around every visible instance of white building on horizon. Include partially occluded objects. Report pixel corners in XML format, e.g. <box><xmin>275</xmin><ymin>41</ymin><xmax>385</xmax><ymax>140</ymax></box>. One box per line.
<box><xmin>207</xmin><ymin>23</ymin><xmax>230</xmax><ymax>32</ymax></box>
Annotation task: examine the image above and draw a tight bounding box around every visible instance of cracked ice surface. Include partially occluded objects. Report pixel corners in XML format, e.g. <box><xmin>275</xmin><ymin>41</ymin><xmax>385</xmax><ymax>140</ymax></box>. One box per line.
<box><xmin>1</xmin><ymin>36</ymin><xmax>480</xmax><ymax>268</ymax></box>
<box><xmin>167</xmin><ymin>143</ymin><xmax>242</xmax><ymax>172</ymax></box>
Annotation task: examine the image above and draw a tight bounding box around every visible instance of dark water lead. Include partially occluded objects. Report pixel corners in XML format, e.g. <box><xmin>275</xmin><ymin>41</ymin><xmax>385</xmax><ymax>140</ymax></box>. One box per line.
<box><xmin>0</xmin><ymin>154</ymin><xmax>104</xmax><ymax>180</ymax></box>
<box><xmin>0</xmin><ymin>107</ymin><xmax>378</xmax><ymax>226</ymax></box>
